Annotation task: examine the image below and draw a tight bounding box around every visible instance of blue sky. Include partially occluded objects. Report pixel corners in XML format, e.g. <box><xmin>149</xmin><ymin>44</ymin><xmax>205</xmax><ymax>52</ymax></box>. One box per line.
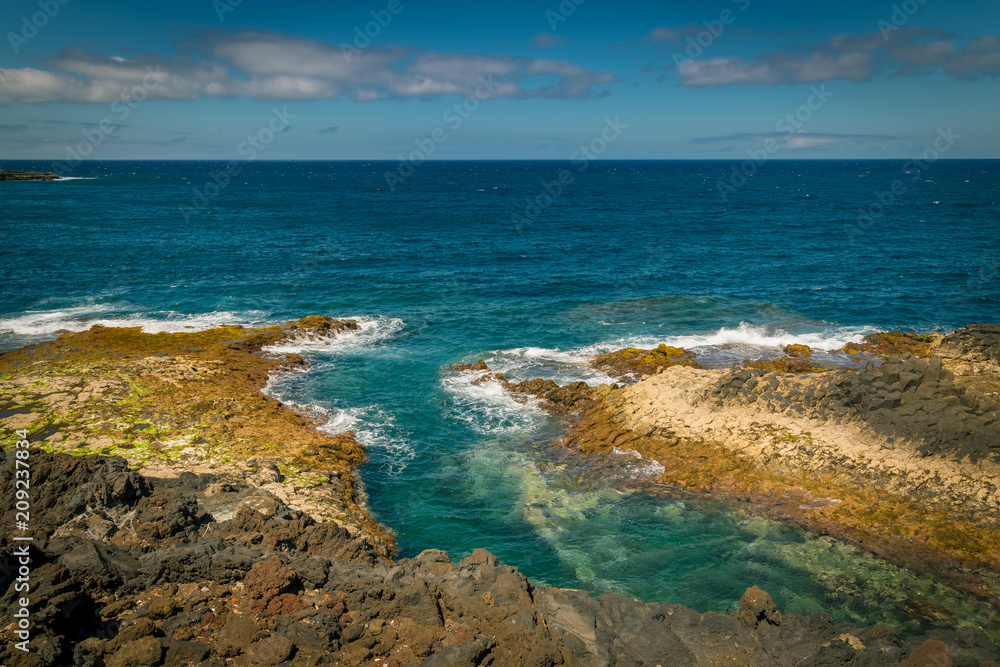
<box><xmin>0</xmin><ymin>0</ymin><xmax>998</xmax><ymax>160</ymax></box>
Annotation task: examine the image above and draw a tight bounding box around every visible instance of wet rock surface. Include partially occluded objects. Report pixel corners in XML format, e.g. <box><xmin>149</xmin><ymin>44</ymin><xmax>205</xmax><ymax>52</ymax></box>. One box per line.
<box><xmin>3</xmin><ymin>450</ymin><xmax>998</xmax><ymax>666</ymax></box>
<box><xmin>840</xmin><ymin>331</ymin><xmax>940</xmax><ymax>359</ymax></box>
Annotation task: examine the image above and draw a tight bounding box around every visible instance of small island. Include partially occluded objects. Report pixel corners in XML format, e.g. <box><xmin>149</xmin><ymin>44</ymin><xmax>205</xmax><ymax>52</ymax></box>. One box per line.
<box><xmin>0</xmin><ymin>168</ymin><xmax>62</xmax><ymax>181</ymax></box>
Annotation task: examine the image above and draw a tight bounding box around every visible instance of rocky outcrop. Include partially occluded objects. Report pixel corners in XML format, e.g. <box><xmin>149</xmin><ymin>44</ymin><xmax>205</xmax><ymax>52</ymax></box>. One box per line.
<box><xmin>0</xmin><ymin>169</ymin><xmax>61</xmax><ymax>181</ymax></box>
<box><xmin>3</xmin><ymin>449</ymin><xmax>998</xmax><ymax>667</ymax></box>
<box><xmin>707</xmin><ymin>353</ymin><xmax>999</xmax><ymax>462</ymax></box>
<box><xmin>941</xmin><ymin>324</ymin><xmax>1000</xmax><ymax>367</ymax></box>
<box><xmin>592</xmin><ymin>344</ymin><xmax>700</xmax><ymax>381</ymax></box>
<box><xmin>0</xmin><ymin>316</ymin><xmax>393</xmax><ymax>554</ymax></box>
<box><xmin>4</xmin><ymin>320</ymin><xmax>1000</xmax><ymax>664</ymax></box>
<box><xmin>491</xmin><ymin>325</ymin><xmax>1000</xmax><ymax>634</ymax></box>
<box><xmin>841</xmin><ymin>331</ymin><xmax>939</xmax><ymax>359</ymax></box>
<box><xmin>741</xmin><ymin>344</ymin><xmax>831</xmax><ymax>373</ymax></box>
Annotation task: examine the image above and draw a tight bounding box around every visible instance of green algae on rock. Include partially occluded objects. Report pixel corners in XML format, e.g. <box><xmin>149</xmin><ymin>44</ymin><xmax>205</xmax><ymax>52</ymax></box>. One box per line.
<box><xmin>592</xmin><ymin>343</ymin><xmax>700</xmax><ymax>381</ymax></box>
<box><xmin>0</xmin><ymin>316</ymin><xmax>393</xmax><ymax>554</ymax></box>
<box><xmin>842</xmin><ymin>331</ymin><xmax>940</xmax><ymax>359</ymax></box>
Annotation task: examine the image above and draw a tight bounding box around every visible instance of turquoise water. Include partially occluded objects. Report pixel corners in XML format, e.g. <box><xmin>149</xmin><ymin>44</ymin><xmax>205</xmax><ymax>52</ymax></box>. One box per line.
<box><xmin>2</xmin><ymin>160</ymin><xmax>998</xmax><ymax>636</ymax></box>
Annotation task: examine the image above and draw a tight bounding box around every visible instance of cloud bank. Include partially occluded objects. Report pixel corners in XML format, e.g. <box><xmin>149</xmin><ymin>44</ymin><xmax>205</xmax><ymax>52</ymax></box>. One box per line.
<box><xmin>0</xmin><ymin>30</ymin><xmax>616</xmax><ymax>105</ymax></box>
<box><xmin>669</xmin><ymin>26</ymin><xmax>1000</xmax><ymax>86</ymax></box>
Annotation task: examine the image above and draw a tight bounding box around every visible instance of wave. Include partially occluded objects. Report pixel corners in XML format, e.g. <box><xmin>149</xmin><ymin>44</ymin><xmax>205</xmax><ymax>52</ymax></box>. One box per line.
<box><xmin>261</xmin><ymin>315</ymin><xmax>412</xmax><ymax>474</ymax></box>
<box><xmin>264</xmin><ymin>374</ymin><xmax>415</xmax><ymax>476</ymax></box>
<box><xmin>611</xmin><ymin>447</ymin><xmax>666</xmax><ymax>480</ymax></box>
<box><xmin>575</xmin><ymin>322</ymin><xmax>871</xmax><ymax>357</ymax></box>
<box><xmin>262</xmin><ymin>315</ymin><xmax>404</xmax><ymax>355</ymax></box>
<box><xmin>0</xmin><ymin>305</ymin><xmax>272</xmax><ymax>337</ymax></box>
<box><xmin>440</xmin><ymin>370</ymin><xmax>547</xmax><ymax>436</ymax></box>
<box><xmin>318</xmin><ymin>404</ymin><xmax>414</xmax><ymax>475</ymax></box>
<box><xmin>474</xmin><ymin>346</ymin><xmax>618</xmax><ymax>386</ymax></box>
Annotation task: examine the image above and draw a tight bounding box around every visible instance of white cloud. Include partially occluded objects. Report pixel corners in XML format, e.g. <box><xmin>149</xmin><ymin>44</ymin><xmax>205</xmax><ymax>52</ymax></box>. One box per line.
<box><xmin>671</xmin><ymin>26</ymin><xmax>999</xmax><ymax>86</ymax></box>
<box><xmin>0</xmin><ymin>30</ymin><xmax>617</xmax><ymax>106</ymax></box>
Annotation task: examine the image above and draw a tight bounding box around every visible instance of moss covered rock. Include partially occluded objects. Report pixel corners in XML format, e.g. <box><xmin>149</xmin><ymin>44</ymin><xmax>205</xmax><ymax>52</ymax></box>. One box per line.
<box><xmin>593</xmin><ymin>343</ymin><xmax>700</xmax><ymax>380</ymax></box>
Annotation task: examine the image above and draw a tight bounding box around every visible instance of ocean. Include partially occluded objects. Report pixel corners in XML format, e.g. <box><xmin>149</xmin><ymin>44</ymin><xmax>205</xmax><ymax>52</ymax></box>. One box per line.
<box><xmin>2</xmin><ymin>159</ymin><xmax>998</xmax><ymax>635</ymax></box>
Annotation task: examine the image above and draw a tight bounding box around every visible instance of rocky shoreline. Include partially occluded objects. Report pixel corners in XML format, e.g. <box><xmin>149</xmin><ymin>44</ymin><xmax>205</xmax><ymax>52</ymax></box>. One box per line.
<box><xmin>2</xmin><ymin>319</ymin><xmax>1000</xmax><ymax>665</ymax></box>
<box><xmin>557</xmin><ymin>328</ymin><xmax>1000</xmax><ymax>587</ymax></box>
<box><xmin>0</xmin><ymin>169</ymin><xmax>62</xmax><ymax>181</ymax></box>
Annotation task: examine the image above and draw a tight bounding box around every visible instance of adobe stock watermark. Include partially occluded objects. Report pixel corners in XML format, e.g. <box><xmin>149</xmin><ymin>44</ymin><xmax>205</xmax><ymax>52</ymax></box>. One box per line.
<box><xmin>878</xmin><ymin>0</ymin><xmax>928</xmax><ymax>40</ymax></box>
<box><xmin>671</xmin><ymin>0</ymin><xmax>751</xmax><ymax>69</ymax></box>
<box><xmin>50</xmin><ymin>67</ymin><xmax>168</xmax><ymax>175</ymax></box>
<box><xmin>845</xmin><ymin>126</ymin><xmax>959</xmax><ymax>244</ymax></box>
<box><xmin>511</xmin><ymin>116</ymin><xmax>629</xmax><ymax>229</ymax></box>
<box><xmin>179</xmin><ymin>107</ymin><xmax>295</xmax><ymax>221</ymax></box>
<box><xmin>7</xmin><ymin>0</ymin><xmax>71</xmax><ymax>54</ymax></box>
<box><xmin>384</xmin><ymin>75</ymin><xmax>501</xmax><ymax>191</ymax></box>
<box><xmin>716</xmin><ymin>84</ymin><xmax>834</xmax><ymax>201</ymax></box>
<box><xmin>545</xmin><ymin>0</ymin><xmax>586</xmax><ymax>31</ymax></box>
<box><xmin>214</xmin><ymin>0</ymin><xmax>243</xmax><ymax>21</ymax></box>
<box><xmin>341</xmin><ymin>0</ymin><xmax>412</xmax><ymax>63</ymax></box>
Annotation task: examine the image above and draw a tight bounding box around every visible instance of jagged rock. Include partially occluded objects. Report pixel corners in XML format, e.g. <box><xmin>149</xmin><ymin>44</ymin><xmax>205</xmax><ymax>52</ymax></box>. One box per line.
<box><xmin>738</xmin><ymin>586</ymin><xmax>782</xmax><ymax>630</ymax></box>
<box><xmin>243</xmin><ymin>555</ymin><xmax>299</xmax><ymax>601</ymax></box>
<box><xmin>941</xmin><ymin>324</ymin><xmax>1000</xmax><ymax>364</ymax></box>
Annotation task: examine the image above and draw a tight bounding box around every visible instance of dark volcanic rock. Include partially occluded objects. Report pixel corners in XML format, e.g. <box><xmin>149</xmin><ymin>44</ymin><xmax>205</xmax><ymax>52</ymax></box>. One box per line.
<box><xmin>941</xmin><ymin>323</ymin><xmax>1000</xmax><ymax>364</ymax></box>
<box><xmin>1</xmin><ymin>450</ymin><xmax>998</xmax><ymax>666</ymax></box>
<box><xmin>707</xmin><ymin>352</ymin><xmax>1000</xmax><ymax>462</ymax></box>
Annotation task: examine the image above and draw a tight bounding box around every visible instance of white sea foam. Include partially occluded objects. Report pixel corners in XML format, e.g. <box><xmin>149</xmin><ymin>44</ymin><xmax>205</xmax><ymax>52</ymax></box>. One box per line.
<box><xmin>575</xmin><ymin>322</ymin><xmax>871</xmax><ymax>357</ymax></box>
<box><xmin>441</xmin><ymin>370</ymin><xmax>547</xmax><ymax>436</ymax></box>
<box><xmin>261</xmin><ymin>316</ymin><xmax>412</xmax><ymax>474</ymax></box>
<box><xmin>0</xmin><ymin>305</ymin><xmax>272</xmax><ymax>336</ymax></box>
<box><xmin>263</xmin><ymin>380</ymin><xmax>415</xmax><ymax>475</ymax></box>
<box><xmin>611</xmin><ymin>447</ymin><xmax>667</xmax><ymax>480</ymax></box>
<box><xmin>262</xmin><ymin>316</ymin><xmax>404</xmax><ymax>355</ymax></box>
<box><xmin>319</xmin><ymin>404</ymin><xmax>414</xmax><ymax>475</ymax></box>
<box><xmin>477</xmin><ymin>346</ymin><xmax>617</xmax><ymax>386</ymax></box>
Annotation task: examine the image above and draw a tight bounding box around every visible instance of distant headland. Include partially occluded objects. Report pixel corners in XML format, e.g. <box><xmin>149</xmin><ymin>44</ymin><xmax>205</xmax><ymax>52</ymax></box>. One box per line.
<box><xmin>0</xmin><ymin>168</ymin><xmax>61</xmax><ymax>181</ymax></box>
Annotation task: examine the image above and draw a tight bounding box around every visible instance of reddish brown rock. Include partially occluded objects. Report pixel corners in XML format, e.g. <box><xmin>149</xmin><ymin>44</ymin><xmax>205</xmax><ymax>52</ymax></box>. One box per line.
<box><xmin>737</xmin><ymin>586</ymin><xmax>781</xmax><ymax>629</ymax></box>
<box><xmin>265</xmin><ymin>593</ymin><xmax>307</xmax><ymax>616</ymax></box>
<box><xmin>243</xmin><ymin>555</ymin><xmax>299</xmax><ymax>601</ymax></box>
<box><xmin>898</xmin><ymin>639</ymin><xmax>953</xmax><ymax>667</ymax></box>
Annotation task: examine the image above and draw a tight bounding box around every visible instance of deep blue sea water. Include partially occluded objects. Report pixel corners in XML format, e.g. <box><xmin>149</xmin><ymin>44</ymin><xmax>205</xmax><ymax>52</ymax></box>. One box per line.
<box><xmin>2</xmin><ymin>160</ymin><xmax>998</xmax><ymax>636</ymax></box>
